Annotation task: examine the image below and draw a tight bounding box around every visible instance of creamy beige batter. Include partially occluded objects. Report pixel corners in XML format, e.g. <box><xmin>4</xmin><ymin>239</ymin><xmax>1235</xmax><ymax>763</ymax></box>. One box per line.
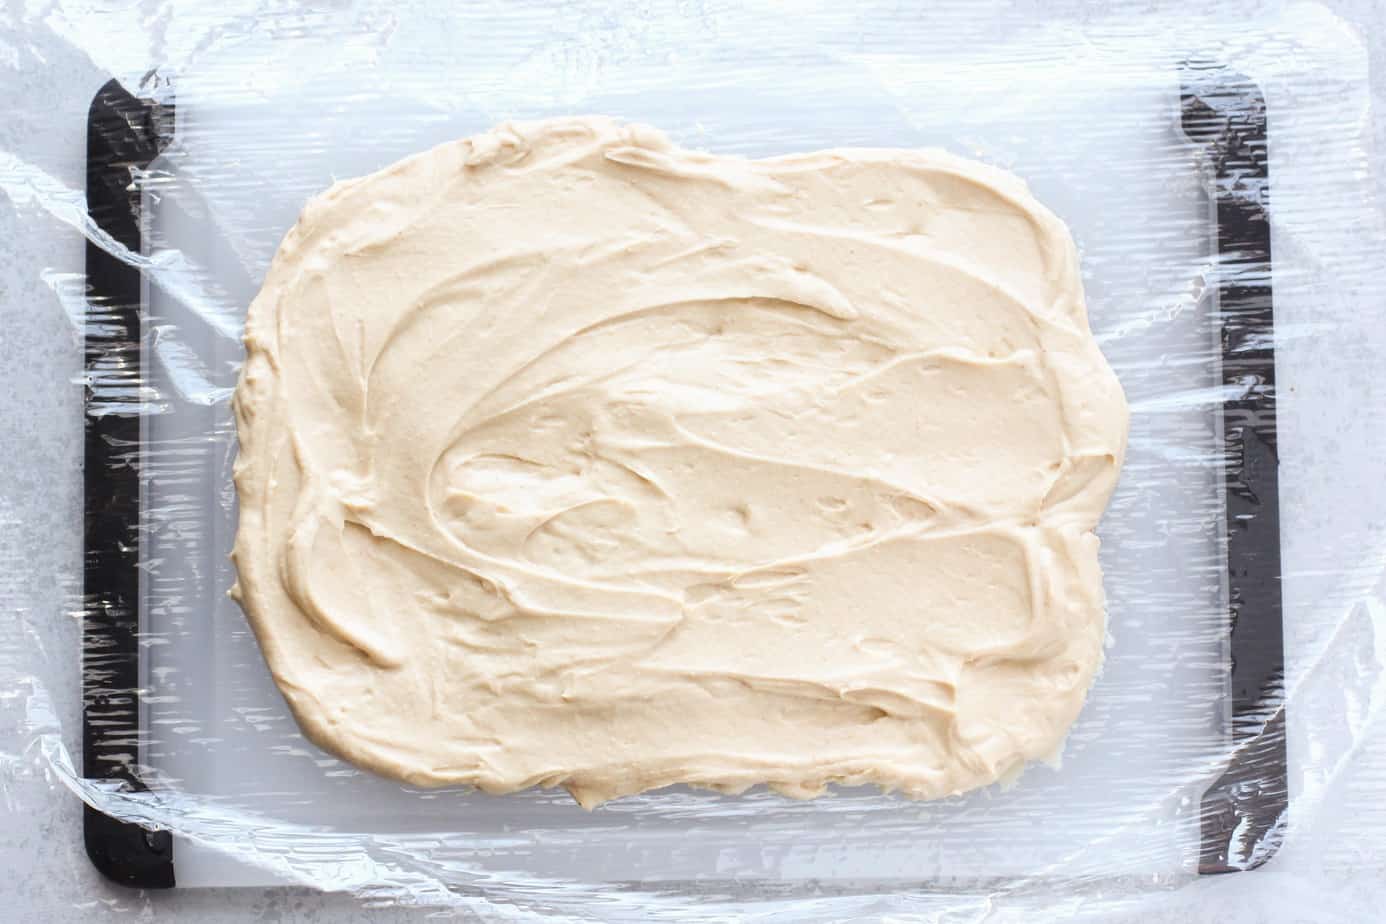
<box><xmin>232</xmin><ymin>118</ymin><xmax>1128</xmax><ymax>808</ymax></box>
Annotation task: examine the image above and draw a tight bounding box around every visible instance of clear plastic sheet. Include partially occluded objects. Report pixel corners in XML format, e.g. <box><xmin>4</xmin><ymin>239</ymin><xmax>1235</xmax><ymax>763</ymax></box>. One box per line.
<box><xmin>4</xmin><ymin>1</ymin><xmax>1386</xmax><ymax>919</ymax></box>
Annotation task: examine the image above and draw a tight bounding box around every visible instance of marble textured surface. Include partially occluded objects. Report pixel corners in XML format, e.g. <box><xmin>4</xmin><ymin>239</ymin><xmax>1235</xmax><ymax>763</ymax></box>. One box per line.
<box><xmin>2</xmin><ymin>1</ymin><xmax>1385</xmax><ymax>920</ymax></box>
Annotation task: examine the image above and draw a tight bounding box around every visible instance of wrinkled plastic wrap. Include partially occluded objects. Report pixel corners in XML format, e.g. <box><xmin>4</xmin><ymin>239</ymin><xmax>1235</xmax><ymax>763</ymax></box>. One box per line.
<box><xmin>4</xmin><ymin>1</ymin><xmax>1386</xmax><ymax>919</ymax></box>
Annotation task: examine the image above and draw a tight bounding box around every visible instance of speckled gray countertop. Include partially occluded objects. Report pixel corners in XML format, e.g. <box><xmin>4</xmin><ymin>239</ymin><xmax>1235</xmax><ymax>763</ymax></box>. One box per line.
<box><xmin>4</xmin><ymin>1</ymin><xmax>1386</xmax><ymax>920</ymax></box>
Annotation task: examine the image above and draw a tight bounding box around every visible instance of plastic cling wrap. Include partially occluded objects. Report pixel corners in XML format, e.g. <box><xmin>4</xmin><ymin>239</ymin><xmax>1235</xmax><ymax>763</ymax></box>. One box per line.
<box><xmin>4</xmin><ymin>2</ymin><xmax>1386</xmax><ymax>920</ymax></box>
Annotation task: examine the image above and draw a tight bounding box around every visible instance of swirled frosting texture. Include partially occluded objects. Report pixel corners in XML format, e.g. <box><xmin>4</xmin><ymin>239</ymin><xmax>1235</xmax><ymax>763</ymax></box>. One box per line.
<box><xmin>232</xmin><ymin>118</ymin><xmax>1128</xmax><ymax>808</ymax></box>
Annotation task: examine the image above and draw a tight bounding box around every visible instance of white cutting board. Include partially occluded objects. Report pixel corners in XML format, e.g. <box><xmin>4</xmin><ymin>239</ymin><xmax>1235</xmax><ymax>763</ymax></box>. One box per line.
<box><xmin>136</xmin><ymin>40</ymin><xmax>1229</xmax><ymax>889</ymax></box>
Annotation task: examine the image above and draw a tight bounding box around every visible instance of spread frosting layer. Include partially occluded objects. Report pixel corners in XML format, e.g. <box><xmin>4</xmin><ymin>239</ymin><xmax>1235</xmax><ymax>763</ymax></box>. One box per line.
<box><xmin>231</xmin><ymin>118</ymin><xmax>1129</xmax><ymax>808</ymax></box>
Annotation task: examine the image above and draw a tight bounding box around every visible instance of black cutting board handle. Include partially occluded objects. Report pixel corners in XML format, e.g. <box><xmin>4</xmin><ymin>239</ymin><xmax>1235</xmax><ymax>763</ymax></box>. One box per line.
<box><xmin>1180</xmin><ymin>60</ymin><xmax>1289</xmax><ymax>874</ymax></box>
<box><xmin>83</xmin><ymin>76</ymin><xmax>176</xmax><ymax>889</ymax></box>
